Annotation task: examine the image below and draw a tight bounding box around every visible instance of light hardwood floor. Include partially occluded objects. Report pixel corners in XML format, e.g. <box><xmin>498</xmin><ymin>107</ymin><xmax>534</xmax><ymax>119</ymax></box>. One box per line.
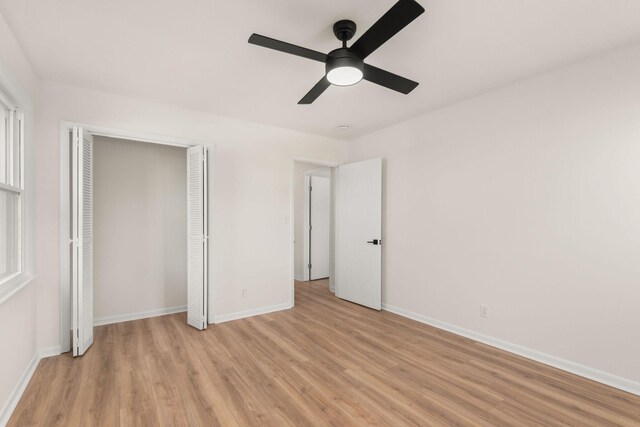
<box><xmin>9</xmin><ymin>280</ymin><xmax>640</xmax><ymax>426</ymax></box>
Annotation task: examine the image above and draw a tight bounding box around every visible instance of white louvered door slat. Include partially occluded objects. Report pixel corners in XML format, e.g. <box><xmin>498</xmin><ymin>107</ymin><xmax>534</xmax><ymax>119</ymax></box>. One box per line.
<box><xmin>187</xmin><ymin>145</ymin><xmax>208</xmax><ymax>330</ymax></box>
<box><xmin>72</xmin><ymin>127</ymin><xmax>94</xmax><ymax>356</ymax></box>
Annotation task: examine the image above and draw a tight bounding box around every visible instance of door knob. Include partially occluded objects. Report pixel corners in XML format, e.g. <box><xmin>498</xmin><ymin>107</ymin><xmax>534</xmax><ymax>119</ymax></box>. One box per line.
<box><xmin>367</xmin><ymin>239</ymin><xmax>381</xmax><ymax>245</ymax></box>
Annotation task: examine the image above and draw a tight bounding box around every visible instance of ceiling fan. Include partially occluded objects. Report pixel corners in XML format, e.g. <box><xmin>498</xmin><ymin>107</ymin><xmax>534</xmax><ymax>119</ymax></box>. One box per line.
<box><xmin>248</xmin><ymin>0</ymin><xmax>425</xmax><ymax>104</ymax></box>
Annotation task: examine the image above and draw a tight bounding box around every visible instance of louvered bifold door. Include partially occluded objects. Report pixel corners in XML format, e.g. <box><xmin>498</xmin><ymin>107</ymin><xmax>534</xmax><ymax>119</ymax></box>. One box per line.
<box><xmin>71</xmin><ymin>127</ymin><xmax>94</xmax><ymax>356</ymax></box>
<box><xmin>187</xmin><ymin>146</ymin><xmax>208</xmax><ymax>330</ymax></box>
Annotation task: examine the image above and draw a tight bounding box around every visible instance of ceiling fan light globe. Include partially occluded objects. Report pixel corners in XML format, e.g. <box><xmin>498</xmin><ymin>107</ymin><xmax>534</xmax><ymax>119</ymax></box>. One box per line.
<box><xmin>327</xmin><ymin>66</ymin><xmax>363</xmax><ymax>86</ymax></box>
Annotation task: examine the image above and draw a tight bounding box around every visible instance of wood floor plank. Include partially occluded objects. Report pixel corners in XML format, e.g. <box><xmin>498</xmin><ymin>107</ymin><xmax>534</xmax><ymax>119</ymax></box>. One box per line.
<box><xmin>8</xmin><ymin>280</ymin><xmax>640</xmax><ymax>426</ymax></box>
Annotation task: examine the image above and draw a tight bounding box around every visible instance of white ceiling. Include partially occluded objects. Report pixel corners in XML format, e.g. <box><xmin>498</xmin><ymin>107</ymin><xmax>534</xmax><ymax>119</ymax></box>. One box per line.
<box><xmin>1</xmin><ymin>0</ymin><xmax>640</xmax><ymax>140</ymax></box>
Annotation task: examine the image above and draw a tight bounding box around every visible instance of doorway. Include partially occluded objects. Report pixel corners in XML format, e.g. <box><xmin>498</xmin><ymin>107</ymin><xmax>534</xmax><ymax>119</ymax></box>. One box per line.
<box><xmin>292</xmin><ymin>161</ymin><xmax>336</xmax><ymax>300</ymax></box>
<box><xmin>304</xmin><ymin>168</ymin><xmax>331</xmax><ymax>281</ymax></box>
<box><xmin>290</xmin><ymin>157</ymin><xmax>384</xmax><ymax>310</ymax></box>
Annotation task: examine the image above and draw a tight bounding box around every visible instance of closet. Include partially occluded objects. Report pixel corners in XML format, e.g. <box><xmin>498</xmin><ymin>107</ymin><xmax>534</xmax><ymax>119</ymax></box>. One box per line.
<box><xmin>66</xmin><ymin>127</ymin><xmax>209</xmax><ymax>356</ymax></box>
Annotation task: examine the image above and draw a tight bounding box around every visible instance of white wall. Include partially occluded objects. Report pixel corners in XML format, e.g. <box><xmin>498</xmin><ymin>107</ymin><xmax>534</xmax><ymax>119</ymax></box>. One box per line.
<box><xmin>0</xmin><ymin>283</ymin><xmax>37</xmax><ymax>422</ymax></box>
<box><xmin>293</xmin><ymin>162</ymin><xmax>321</xmax><ymax>280</ymax></box>
<box><xmin>345</xmin><ymin>44</ymin><xmax>640</xmax><ymax>384</ymax></box>
<box><xmin>0</xmin><ymin>11</ymin><xmax>40</xmax><ymax>424</ymax></box>
<box><xmin>93</xmin><ymin>136</ymin><xmax>187</xmax><ymax>321</ymax></box>
<box><xmin>34</xmin><ymin>81</ymin><xmax>342</xmax><ymax>349</ymax></box>
<box><xmin>0</xmin><ymin>15</ymin><xmax>38</xmax><ymax>98</ymax></box>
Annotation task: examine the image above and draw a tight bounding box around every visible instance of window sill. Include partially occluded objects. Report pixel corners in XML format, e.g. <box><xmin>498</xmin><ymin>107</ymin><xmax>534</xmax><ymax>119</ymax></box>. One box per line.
<box><xmin>0</xmin><ymin>274</ymin><xmax>36</xmax><ymax>306</ymax></box>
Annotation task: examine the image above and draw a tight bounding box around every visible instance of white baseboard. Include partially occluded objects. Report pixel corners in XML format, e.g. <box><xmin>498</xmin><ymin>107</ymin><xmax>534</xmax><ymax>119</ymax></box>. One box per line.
<box><xmin>214</xmin><ymin>303</ymin><xmax>291</xmax><ymax>324</ymax></box>
<box><xmin>94</xmin><ymin>305</ymin><xmax>187</xmax><ymax>326</ymax></box>
<box><xmin>0</xmin><ymin>351</ymin><xmax>40</xmax><ymax>427</ymax></box>
<box><xmin>0</xmin><ymin>344</ymin><xmax>67</xmax><ymax>425</ymax></box>
<box><xmin>294</xmin><ymin>274</ymin><xmax>303</xmax><ymax>281</ymax></box>
<box><xmin>382</xmin><ymin>303</ymin><xmax>640</xmax><ymax>397</ymax></box>
<box><xmin>38</xmin><ymin>346</ymin><xmax>62</xmax><ymax>358</ymax></box>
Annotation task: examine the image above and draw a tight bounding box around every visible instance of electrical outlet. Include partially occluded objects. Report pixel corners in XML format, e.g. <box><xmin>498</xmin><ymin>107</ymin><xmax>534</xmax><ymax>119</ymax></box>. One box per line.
<box><xmin>241</xmin><ymin>288</ymin><xmax>247</xmax><ymax>298</ymax></box>
<box><xmin>480</xmin><ymin>304</ymin><xmax>489</xmax><ymax>318</ymax></box>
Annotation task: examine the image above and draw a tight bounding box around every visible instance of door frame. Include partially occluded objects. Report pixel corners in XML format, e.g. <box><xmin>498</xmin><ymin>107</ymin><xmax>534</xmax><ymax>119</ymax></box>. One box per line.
<box><xmin>59</xmin><ymin>121</ymin><xmax>214</xmax><ymax>353</ymax></box>
<box><xmin>302</xmin><ymin>174</ymin><xmax>311</xmax><ymax>282</ymax></box>
<box><xmin>289</xmin><ymin>157</ymin><xmax>338</xmax><ymax>308</ymax></box>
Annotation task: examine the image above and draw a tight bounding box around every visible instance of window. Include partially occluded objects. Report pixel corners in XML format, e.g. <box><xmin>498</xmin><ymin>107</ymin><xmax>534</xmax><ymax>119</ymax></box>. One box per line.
<box><xmin>0</xmin><ymin>89</ymin><xmax>23</xmax><ymax>286</ymax></box>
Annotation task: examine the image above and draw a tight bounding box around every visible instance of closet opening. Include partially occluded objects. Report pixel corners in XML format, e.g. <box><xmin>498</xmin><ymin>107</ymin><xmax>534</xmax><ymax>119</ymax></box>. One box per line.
<box><xmin>59</xmin><ymin>124</ymin><xmax>211</xmax><ymax>356</ymax></box>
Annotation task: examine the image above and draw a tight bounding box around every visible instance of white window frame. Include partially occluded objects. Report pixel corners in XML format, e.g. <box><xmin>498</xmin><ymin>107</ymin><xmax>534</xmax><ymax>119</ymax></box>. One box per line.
<box><xmin>0</xmin><ymin>99</ymin><xmax>24</xmax><ymax>282</ymax></box>
<box><xmin>0</xmin><ymin>66</ymin><xmax>34</xmax><ymax>306</ymax></box>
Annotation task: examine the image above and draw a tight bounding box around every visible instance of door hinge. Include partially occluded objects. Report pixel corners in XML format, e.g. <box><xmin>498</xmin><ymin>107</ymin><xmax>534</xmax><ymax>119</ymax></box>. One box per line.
<box><xmin>309</xmin><ymin>224</ymin><xmax>312</xmax><ymax>231</ymax></box>
<box><xmin>308</xmin><ymin>263</ymin><xmax>311</xmax><ymax>269</ymax></box>
<box><xmin>309</xmin><ymin>185</ymin><xmax>312</xmax><ymax>191</ymax></box>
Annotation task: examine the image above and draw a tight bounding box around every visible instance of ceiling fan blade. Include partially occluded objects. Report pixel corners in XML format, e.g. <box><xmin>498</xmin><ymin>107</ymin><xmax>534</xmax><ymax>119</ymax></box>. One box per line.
<box><xmin>299</xmin><ymin>77</ymin><xmax>331</xmax><ymax>104</ymax></box>
<box><xmin>249</xmin><ymin>34</ymin><xmax>328</xmax><ymax>63</ymax></box>
<box><xmin>350</xmin><ymin>0</ymin><xmax>425</xmax><ymax>60</ymax></box>
<box><xmin>363</xmin><ymin>64</ymin><xmax>418</xmax><ymax>94</ymax></box>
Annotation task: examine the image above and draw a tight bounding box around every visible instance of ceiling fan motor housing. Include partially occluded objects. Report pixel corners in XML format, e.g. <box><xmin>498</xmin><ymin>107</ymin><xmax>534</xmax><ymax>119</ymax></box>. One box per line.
<box><xmin>326</xmin><ymin>48</ymin><xmax>364</xmax><ymax>75</ymax></box>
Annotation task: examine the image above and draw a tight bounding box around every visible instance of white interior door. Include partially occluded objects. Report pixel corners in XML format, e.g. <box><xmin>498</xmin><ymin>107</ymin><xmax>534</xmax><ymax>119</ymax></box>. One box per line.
<box><xmin>187</xmin><ymin>145</ymin><xmax>208</xmax><ymax>330</ymax></box>
<box><xmin>309</xmin><ymin>176</ymin><xmax>330</xmax><ymax>280</ymax></box>
<box><xmin>71</xmin><ymin>127</ymin><xmax>94</xmax><ymax>356</ymax></box>
<box><xmin>336</xmin><ymin>158</ymin><xmax>382</xmax><ymax>310</ymax></box>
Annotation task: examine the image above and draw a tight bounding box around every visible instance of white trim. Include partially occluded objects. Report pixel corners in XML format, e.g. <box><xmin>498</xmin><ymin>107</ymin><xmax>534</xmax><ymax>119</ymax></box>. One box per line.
<box><xmin>294</xmin><ymin>274</ymin><xmax>303</xmax><ymax>281</ymax></box>
<box><xmin>332</xmin><ymin>166</ymin><xmax>339</xmax><ymax>296</ymax></box>
<box><xmin>94</xmin><ymin>305</ymin><xmax>187</xmax><ymax>326</ymax></box>
<box><xmin>213</xmin><ymin>303</ymin><xmax>290</xmax><ymax>324</ymax></box>
<box><xmin>382</xmin><ymin>303</ymin><xmax>640</xmax><ymax>397</ymax></box>
<box><xmin>38</xmin><ymin>346</ymin><xmax>62</xmax><ymax>359</ymax></box>
<box><xmin>0</xmin><ymin>345</ymin><xmax>63</xmax><ymax>425</ymax></box>
<box><xmin>304</xmin><ymin>167</ymin><xmax>332</xmax><ymax>178</ymax></box>
<box><xmin>60</xmin><ymin>121</ymin><xmax>215</xmax><ymax>352</ymax></box>
<box><xmin>0</xmin><ymin>274</ymin><xmax>35</xmax><ymax>307</ymax></box>
<box><xmin>0</xmin><ymin>351</ymin><xmax>39</xmax><ymax>427</ymax></box>
<box><xmin>302</xmin><ymin>175</ymin><xmax>311</xmax><ymax>282</ymax></box>
<box><xmin>0</xmin><ymin>182</ymin><xmax>21</xmax><ymax>194</ymax></box>
<box><xmin>0</xmin><ymin>62</ymin><xmax>34</xmax><ymax>308</ymax></box>
<box><xmin>59</xmin><ymin>124</ymin><xmax>70</xmax><ymax>352</ymax></box>
<box><xmin>203</xmin><ymin>147</ymin><xmax>210</xmax><ymax>327</ymax></box>
<box><xmin>291</xmin><ymin>157</ymin><xmax>338</xmax><ymax>168</ymax></box>
<box><xmin>59</xmin><ymin>121</ymin><xmax>202</xmax><ymax>148</ymax></box>
<box><xmin>206</xmin><ymin>146</ymin><xmax>215</xmax><ymax>324</ymax></box>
